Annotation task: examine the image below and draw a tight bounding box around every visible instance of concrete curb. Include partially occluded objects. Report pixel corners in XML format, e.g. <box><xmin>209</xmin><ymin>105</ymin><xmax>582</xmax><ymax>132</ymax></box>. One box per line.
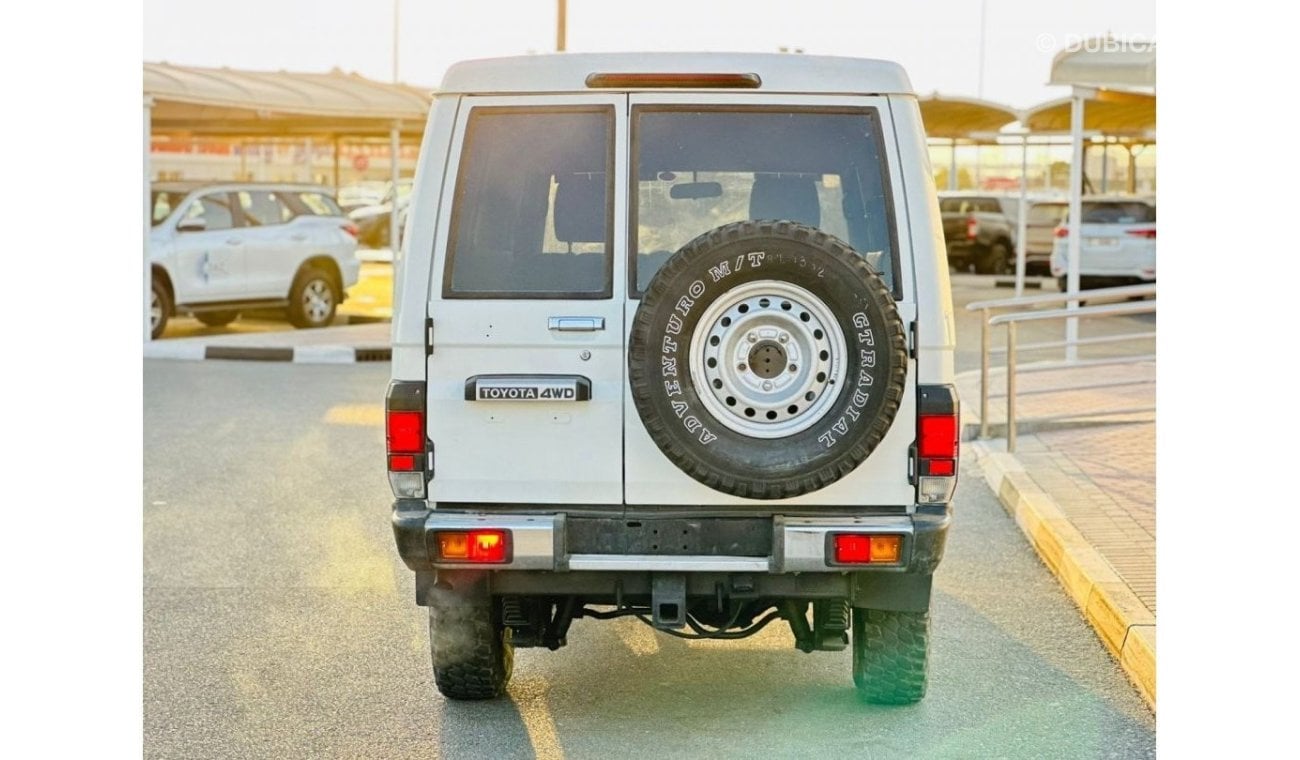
<box><xmin>971</xmin><ymin>442</ymin><xmax>1156</xmax><ymax>710</ymax></box>
<box><xmin>143</xmin><ymin>342</ymin><xmax>391</xmax><ymax>364</ymax></box>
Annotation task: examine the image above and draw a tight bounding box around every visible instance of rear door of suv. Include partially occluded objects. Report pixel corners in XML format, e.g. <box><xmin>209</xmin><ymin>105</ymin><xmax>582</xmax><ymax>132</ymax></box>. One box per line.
<box><xmin>426</xmin><ymin>95</ymin><xmax>628</xmax><ymax>504</ymax></box>
<box><xmin>621</xmin><ymin>94</ymin><xmax>918</xmax><ymax>506</ymax></box>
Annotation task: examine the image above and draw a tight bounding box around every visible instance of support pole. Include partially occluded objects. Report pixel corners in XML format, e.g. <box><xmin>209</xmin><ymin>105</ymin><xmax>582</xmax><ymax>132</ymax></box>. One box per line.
<box><xmin>948</xmin><ymin>139</ymin><xmax>958</xmax><ymax>191</ymax></box>
<box><xmin>332</xmin><ymin>136</ymin><xmax>340</xmax><ymax>192</ymax></box>
<box><xmin>1015</xmin><ymin>134</ymin><xmax>1029</xmax><ymax>296</ymax></box>
<box><xmin>557</xmin><ymin>0</ymin><xmax>567</xmax><ymax>51</ymax></box>
<box><xmin>1127</xmin><ymin>144</ymin><xmax>1137</xmax><ymax>194</ymax></box>
<box><xmin>1100</xmin><ymin>138</ymin><xmax>1109</xmax><ymax>193</ymax></box>
<box><xmin>144</xmin><ymin>96</ymin><xmax>154</xmax><ymax>342</ymax></box>
<box><xmin>1065</xmin><ymin>89</ymin><xmax>1087</xmax><ymax>362</ymax></box>
<box><xmin>390</xmin><ymin>124</ymin><xmax>401</xmax><ymax>258</ymax></box>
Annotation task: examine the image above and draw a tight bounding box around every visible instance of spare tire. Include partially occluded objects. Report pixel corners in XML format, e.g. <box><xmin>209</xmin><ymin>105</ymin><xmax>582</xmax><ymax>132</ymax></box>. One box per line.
<box><xmin>629</xmin><ymin>220</ymin><xmax>908</xmax><ymax>499</ymax></box>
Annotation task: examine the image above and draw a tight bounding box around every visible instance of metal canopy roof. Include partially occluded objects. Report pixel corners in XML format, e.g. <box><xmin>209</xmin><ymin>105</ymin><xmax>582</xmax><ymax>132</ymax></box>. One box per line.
<box><xmin>145</xmin><ymin>62</ymin><xmax>433</xmax><ymax>138</ymax></box>
<box><xmin>917</xmin><ymin>95</ymin><xmax>1019</xmax><ymax>140</ymax></box>
<box><xmin>1023</xmin><ymin>90</ymin><xmax>1155</xmax><ymax>136</ymax></box>
<box><xmin>1048</xmin><ymin>41</ymin><xmax>1156</xmax><ymax>90</ymax></box>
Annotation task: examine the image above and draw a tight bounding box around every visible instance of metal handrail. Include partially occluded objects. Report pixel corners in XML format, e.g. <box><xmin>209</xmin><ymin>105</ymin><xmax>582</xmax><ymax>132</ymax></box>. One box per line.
<box><xmin>966</xmin><ymin>284</ymin><xmax>1157</xmax><ymax>449</ymax></box>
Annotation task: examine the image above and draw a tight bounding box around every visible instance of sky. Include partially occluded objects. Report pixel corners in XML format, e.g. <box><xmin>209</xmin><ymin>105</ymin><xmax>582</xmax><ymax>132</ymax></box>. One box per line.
<box><xmin>143</xmin><ymin>0</ymin><xmax>1155</xmax><ymax>109</ymax></box>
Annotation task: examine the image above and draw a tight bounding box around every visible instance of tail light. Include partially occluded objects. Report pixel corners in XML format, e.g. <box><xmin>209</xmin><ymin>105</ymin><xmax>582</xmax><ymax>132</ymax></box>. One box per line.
<box><xmin>386</xmin><ymin>381</ymin><xmax>427</xmax><ymax>498</ymax></box>
<box><xmin>966</xmin><ymin>216</ymin><xmax>979</xmax><ymax>240</ymax></box>
<box><xmin>1054</xmin><ymin>225</ymin><xmax>1069</xmax><ymax>238</ymax></box>
<box><xmin>341</xmin><ymin>222</ymin><xmax>360</xmax><ymax>238</ymax></box>
<box><xmin>915</xmin><ymin>385</ymin><xmax>959</xmax><ymax>505</ymax></box>
<box><xmin>1125</xmin><ymin>228</ymin><xmax>1156</xmax><ymax>239</ymax></box>
<box><xmin>433</xmin><ymin>529</ymin><xmax>510</xmax><ymax>563</ymax></box>
<box><xmin>831</xmin><ymin>534</ymin><xmax>903</xmax><ymax>565</ymax></box>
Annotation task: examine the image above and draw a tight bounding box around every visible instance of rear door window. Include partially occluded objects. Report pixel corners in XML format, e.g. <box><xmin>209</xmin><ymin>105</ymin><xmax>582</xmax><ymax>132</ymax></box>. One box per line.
<box><xmin>444</xmin><ymin>107</ymin><xmax>613</xmax><ymax>298</ymax></box>
<box><xmin>632</xmin><ymin>108</ymin><xmax>899</xmax><ymax>296</ymax></box>
<box><xmin>295</xmin><ymin>192</ymin><xmax>343</xmax><ymax>216</ymax></box>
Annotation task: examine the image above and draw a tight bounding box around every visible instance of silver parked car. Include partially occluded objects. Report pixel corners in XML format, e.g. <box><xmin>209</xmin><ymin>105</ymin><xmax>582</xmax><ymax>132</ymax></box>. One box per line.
<box><xmin>148</xmin><ymin>182</ymin><xmax>361</xmax><ymax>338</ymax></box>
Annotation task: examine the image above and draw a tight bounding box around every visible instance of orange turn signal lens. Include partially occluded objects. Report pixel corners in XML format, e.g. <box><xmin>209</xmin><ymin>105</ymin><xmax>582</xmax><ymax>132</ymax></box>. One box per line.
<box><xmin>869</xmin><ymin>535</ymin><xmax>901</xmax><ymax>564</ymax></box>
<box><xmin>434</xmin><ymin>530</ymin><xmax>509</xmax><ymax>563</ymax></box>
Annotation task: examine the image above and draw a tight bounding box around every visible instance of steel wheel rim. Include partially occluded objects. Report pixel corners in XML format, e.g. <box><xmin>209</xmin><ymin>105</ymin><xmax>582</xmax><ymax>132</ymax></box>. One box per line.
<box><xmin>689</xmin><ymin>279</ymin><xmax>848</xmax><ymax>438</ymax></box>
<box><xmin>302</xmin><ymin>278</ymin><xmax>333</xmax><ymax>323</ymax></box>
<box><xmin>150</xmin><ymin>289</ymin><xmax>162</xmax><ymax>330</ymax></box>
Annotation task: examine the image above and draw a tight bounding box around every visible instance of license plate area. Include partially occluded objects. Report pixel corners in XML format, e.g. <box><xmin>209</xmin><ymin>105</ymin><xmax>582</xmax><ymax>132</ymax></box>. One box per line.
<box><xmin>565</xmin><ymin>517</ymin><xmax>772</xmax><ymax>557</ymax></box>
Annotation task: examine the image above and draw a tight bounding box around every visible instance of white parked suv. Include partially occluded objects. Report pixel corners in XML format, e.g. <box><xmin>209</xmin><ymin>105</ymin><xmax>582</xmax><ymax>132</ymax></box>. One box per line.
<box><xmin>387</xmin><ymin>53</ymin><xmax>958</xmax><ymax>705</ymax></box>
<box><xmin>1050</xmin><ymin>197</ymin><xmax>1156</xmax><ymax>291</ymax></box>
<box><xmin>149</xmin><ymin>182</ymin><xmax>361</xmax><ymax>338</ymax></box>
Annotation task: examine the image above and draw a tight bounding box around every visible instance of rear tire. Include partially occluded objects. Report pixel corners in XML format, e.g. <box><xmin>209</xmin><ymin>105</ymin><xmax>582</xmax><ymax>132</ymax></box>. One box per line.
<box><xmin>195</xmin><ymin>310</ymin><xmax>239</xmax><ymax>328</ymax></box>
<box><xmin>429</xmin><ymin>596</ymin><xmax>513</xmax><ymax>700</ymax></box>
<box><xmin>287</xmin><ymin>266</ymin><xmax>338</xmax><ymax>329</ymax></box>
<box><xmin>982</xmin><ymin>242</ymin><xmax>1012</xmax><ymax>276</ymax></box>
<box><xmin>852</xmin><ymin>608</ymin><xmax>930</xmax><ymax>705</ymax></box>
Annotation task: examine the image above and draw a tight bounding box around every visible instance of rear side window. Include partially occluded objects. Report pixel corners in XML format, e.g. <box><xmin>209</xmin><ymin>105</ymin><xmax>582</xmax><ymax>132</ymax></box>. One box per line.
<box><xmin>296</xmin><ymin>192</ymin><xmax>342</xmax><ymax>216</ymax></box>
<box><xmin>633</xmin><ymin>108</ymin><xmax>898</xmax><ymax>296</ymax></box>
<box><xmin>1081</xmin><ymin>202</ymin><xmax>1156</xmax><ymax>224</ymax></box>
<box><xmin>237</xmin><ymin>191</ymin><xmax>293</xmax><ymax>226</ymax></box>
<box><xmin>444</xmin><ymin>107</ymin><xmax>613</xmax><ymax>299</ymax></box>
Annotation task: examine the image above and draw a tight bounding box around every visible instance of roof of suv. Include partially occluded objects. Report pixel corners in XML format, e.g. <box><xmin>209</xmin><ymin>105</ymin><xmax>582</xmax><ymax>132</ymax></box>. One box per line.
<box><xmin>439</xmin><ymin>53</ymin><xmax>913</xmax><ymax>96</ymax></box>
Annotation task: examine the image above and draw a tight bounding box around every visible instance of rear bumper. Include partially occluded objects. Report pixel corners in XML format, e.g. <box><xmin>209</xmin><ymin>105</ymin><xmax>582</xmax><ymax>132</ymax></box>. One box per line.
<box><xmin>392</xmin><ymin>502</ymin><xmax>950</xmax><ymax>577</ymax></box>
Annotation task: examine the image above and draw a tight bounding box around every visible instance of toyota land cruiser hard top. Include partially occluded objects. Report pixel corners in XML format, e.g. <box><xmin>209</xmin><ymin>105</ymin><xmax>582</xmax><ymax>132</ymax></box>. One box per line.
<box><xmin>387</xmin><ymin>53</ymin><xmax>958</xmax><ymax>705</ymax></box>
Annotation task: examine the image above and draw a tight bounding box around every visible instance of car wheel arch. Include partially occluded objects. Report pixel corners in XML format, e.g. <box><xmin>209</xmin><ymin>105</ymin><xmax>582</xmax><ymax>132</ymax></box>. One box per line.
<box><xmin>292</xmin><ymin>256</ymin><xmax>343</xmax><ymax>298</ymax></box>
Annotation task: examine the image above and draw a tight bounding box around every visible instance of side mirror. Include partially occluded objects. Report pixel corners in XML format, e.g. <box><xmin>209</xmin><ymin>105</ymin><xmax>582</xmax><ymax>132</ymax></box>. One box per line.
<box><xmin>177</xmin><ymin>217</ymin><xmax>207</xmax><ymax>233</ymax></box>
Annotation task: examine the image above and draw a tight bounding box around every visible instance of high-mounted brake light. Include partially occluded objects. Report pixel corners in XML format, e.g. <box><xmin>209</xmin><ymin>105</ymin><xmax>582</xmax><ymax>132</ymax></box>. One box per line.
<box><xmin>434</xmin><ymin>529</ymin><xmax>510</xmax><ymax>563</ymax></box>
<box><xmin>1126</xmin><ymin>228</ymin><xmax>1157</xmax><ymax>239</ymax></box>
<box><xmin>341</xmin><ymin>222</ymin><xmax>359</xmax><ymax>238</ymax></box>
<box><xmin>915</xmin><ymin>386</ymin><xmax>959</xmax><ymax>505</ymax></box>
<box><xmin>585</xmin><ymin>72</ymin><xmax>762</xmax><ymax>89</ymax></box>
<box><xmin>1054</xmin><ymin>225</ymin><xmax>1069</xmax><ymax>238</ymax></box>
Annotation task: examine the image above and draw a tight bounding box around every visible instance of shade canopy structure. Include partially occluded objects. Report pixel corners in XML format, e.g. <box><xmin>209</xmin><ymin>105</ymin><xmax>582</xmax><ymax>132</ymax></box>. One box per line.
<box><xmin>1044</xmin><ymin>39</ymin><xmax>1156</xmax><ymax>359</ymax></box>
<box><xmin>1022</xmin><ymin>90</ymin><xmax>1155</xmax><ymax>137</ymax></box>
<box><xmin>917</xmin><ymin>95</ymin><xmax>1019</xmax><ymax>141</ymax></box>
<box><xmin>1048</xmin><ymin>41</ymin><xmax>1156</xmax><ymax>91</ymax></box>
<box><xmin>145</xmin><ymin>62</ymin><xmax>433</xmax><ymax>138</ymax></box>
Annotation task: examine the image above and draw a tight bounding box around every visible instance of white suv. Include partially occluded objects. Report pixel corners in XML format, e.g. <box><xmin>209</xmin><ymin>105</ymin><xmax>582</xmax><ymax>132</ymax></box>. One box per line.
<box><xmin>387</xmin><ymin>53</ymin><xmax>958</xmax><ymax>705</ymax></box>
<box><xmin>149</xmin><ymin>182</ymin><xmax>361</xmax><ymax>338</ymax></box>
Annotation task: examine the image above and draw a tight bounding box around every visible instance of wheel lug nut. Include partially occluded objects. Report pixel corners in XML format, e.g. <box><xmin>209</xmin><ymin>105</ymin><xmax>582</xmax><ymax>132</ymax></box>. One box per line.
<box><xmin>747</xmin><ymin>332</ymin><xmax>757</xmax><ymax>343</ymax></box>
<box><xmin>789</xmin><ymin>364</ymin><xmax>798</xmax><ymax>373</ymax></box>
<box><xmin>762</xmin><ymin>381</ymin><xmax>773</xmax><ymax>391</ymax></box>
<box><xmin>738</xmin><ymin>363</ymin><xmax>748</xmax><ymax>372</ymax></box>
<box><xmin>778</xmin><ymin>333</ymin><xmax>789</xmax><ymax>343</ymax></box>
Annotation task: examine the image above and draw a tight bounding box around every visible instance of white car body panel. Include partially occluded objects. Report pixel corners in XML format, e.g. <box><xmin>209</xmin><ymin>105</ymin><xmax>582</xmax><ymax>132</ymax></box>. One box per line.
<box><xmin>425</xmin><ymin>94</ymin><xmax>627</xmax><ymax>504</ymax></box>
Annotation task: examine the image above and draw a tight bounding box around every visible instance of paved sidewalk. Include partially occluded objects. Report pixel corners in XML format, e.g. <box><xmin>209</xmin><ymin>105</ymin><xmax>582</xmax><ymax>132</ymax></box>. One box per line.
<box><xmin>955</xmin><ymin>361</ymin><xmax>1156</xmax><ymax>707</ymax></box>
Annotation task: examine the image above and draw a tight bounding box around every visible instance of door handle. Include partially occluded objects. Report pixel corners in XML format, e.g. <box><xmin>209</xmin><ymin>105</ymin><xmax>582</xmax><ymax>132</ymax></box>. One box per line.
<box><xmin>225</xmin><ymin>238</ymin><xmax>242</xmax><ymax>245</ymax></box>
<box><xmin>548</xmin><ymin>316</ymin><xmax>605</xmax><ymax>332</ymax></box>
<box><xmin>290</xmin><ymin>234</ymin><xmax>307</xmax><ymax>242</ymax></box>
